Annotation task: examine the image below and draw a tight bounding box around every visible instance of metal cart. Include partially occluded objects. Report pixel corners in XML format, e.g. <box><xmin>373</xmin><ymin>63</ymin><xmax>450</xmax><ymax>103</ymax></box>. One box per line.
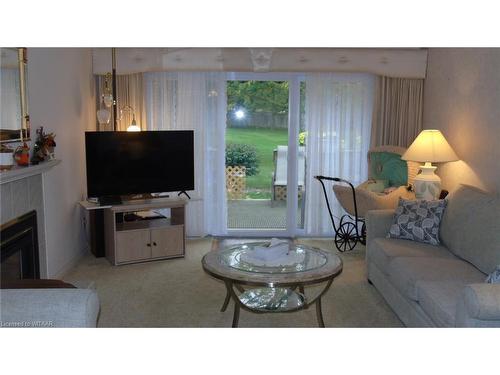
<box><xmin>315</xmin><ymin>175</ymin><xmax>366</xmax><ymax>252</ymax></box>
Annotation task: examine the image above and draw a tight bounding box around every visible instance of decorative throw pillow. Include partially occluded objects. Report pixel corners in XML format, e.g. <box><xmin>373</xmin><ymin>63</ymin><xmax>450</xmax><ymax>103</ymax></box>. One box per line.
<box><xmin>387</xmin><ymin>198</ymin><xmax>447</xmax><ymax>246</ymax></box>
<box><xmin>485</xmin><ymin>265</ymin><xmax>500</xmax><ymax>284</ymax></box>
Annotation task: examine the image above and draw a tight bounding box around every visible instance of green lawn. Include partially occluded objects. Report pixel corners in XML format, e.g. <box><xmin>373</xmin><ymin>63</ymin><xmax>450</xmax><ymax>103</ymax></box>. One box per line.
<box><xmin>226</xmin><ymin>127</ymin><xmax>288</xmax><ymax>199</ymax></box>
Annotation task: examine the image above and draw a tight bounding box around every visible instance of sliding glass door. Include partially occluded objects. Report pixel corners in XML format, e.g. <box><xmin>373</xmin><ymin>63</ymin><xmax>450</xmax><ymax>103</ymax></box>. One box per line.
<box><xmin>225</xmin><ymin>73</ymin><xmax>303</xmax><ymax>237</ymax></box>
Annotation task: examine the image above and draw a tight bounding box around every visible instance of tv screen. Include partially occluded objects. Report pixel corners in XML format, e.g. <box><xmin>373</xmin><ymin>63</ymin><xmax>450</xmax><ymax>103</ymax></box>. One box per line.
<box><xmin>85</xmin><ymin>131</ymin><xmax>194</xmax><ymax>198</ymax></box>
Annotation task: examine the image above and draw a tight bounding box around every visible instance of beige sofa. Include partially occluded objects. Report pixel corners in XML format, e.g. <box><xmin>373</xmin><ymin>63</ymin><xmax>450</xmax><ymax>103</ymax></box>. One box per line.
<box><xmin>366</xmin><ymin>184</ymin><xmax>500</xmax><ymax>327</ymax></box>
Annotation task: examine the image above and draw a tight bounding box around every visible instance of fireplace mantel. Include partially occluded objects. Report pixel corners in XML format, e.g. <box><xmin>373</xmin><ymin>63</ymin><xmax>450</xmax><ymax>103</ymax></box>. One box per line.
<box><xmin>0</xmin><ymin>159</ymin><xmax>61</xmax><ymax>185</ymax></box>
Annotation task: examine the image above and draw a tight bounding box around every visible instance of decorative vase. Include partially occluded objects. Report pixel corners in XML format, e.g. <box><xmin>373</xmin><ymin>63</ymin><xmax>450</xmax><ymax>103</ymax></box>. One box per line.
<box><xmin>414</xmin><ymin>163</ymin><xmax>441</xmax><ymax>200</ymax></box>
<box><xmin>14</xmin><ymin>142</ymin><xmax>30</xmax><ymax>166</ymax></box>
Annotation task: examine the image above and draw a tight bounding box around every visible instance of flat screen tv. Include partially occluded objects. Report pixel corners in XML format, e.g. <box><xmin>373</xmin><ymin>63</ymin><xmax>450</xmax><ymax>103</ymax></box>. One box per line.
<box><xmin>85</xmin><ymin>131</ymin><xmax>194</xmax><ymax>199</ymax></box>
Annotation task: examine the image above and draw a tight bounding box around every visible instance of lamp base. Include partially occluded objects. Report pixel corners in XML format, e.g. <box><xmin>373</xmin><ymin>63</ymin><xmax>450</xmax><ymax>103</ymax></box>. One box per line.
<box><xmin>414</xmin><ymin>162</ymin><xmax>441</xmax><ymax>200</ymax></box>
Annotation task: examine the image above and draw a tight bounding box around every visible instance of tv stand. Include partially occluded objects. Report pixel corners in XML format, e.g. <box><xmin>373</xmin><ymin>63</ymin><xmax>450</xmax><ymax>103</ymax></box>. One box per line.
<box><xmin>177</xmin><ymin>190</ymin><xmax>191</xmax><ymax>199</ymax></box>
<box><xmin>99</xmin><ymin>197</ymin><xmax>187</xmax><ymax>265</ymax></box>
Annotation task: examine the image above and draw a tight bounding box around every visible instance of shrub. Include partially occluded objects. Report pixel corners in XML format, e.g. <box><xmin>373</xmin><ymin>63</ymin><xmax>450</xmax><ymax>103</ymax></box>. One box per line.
<box><xmin>225</xmin><ymin>143</ymin><xmax>260</xmax><ymax>176</ymax></box>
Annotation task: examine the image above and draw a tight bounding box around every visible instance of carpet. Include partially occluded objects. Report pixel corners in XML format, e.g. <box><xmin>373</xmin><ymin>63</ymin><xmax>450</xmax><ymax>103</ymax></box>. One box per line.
<box><xmin>63</xmin><ymin>238</ymin><xmax>402</xmax><ymax>327</ymax></box>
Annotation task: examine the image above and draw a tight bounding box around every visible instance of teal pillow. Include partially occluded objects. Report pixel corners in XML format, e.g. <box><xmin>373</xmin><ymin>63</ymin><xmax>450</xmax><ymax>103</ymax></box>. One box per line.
<box><xmin>369</xmin><ymin>152</ymin><xmax>408</xmax><ymax>187</ymax></box>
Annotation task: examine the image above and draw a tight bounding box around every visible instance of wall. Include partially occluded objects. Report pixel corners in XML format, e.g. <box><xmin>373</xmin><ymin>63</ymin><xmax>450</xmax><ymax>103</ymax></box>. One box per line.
<box><xmin>423</xmin><ymin>48</ymin><xmax>500</xmax><ymax>193</ymax></box>
<box><xmin>28</xmin><ymin>48</ymin><xmax>95</xmax><ymax>277</ymax></box>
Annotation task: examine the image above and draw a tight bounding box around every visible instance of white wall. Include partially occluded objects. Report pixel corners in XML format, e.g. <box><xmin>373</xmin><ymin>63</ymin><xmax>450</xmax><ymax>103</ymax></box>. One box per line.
<box><xmin>423</xmin><ymin>48</ymin><xmax>500</xmax><ymax>193</ymax></box>
<box><xmin>28</xmin><ymin>48</ymin><xmax>95</xmax><ymax>277</ymax></box>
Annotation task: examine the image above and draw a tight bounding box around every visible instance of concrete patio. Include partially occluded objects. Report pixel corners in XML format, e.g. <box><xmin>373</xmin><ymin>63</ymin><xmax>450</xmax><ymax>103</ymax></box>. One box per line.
<box><xmin>227</xmin><ymin>199</ymin><xmax>304</xmax><ymax>229</ymax></box>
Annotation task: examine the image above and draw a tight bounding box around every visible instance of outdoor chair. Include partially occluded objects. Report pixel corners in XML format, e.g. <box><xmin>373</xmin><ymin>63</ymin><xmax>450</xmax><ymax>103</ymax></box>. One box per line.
<box><xmin>271</xmin><ymin>145</ymin><xmax>306</xmax><ymax>201</ymax></box>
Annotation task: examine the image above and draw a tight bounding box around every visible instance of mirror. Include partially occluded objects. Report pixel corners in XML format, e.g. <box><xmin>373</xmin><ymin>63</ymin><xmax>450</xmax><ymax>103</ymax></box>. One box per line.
<box><xmin>0</xmin><ymin>48</ymin><xmax>30</xmax><ymax>143</ymax></box>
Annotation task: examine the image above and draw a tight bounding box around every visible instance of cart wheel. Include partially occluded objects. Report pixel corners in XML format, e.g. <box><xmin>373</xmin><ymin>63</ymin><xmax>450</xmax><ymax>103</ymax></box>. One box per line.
<box><xmin>359</xmin><ymin>222</ymin><xmax>367</xmax><ymax>245</ymax></box>
<box><xmin>335</xmin><ymin>222</ymin><xmax>358</xmax><ymax>252</ymax></box>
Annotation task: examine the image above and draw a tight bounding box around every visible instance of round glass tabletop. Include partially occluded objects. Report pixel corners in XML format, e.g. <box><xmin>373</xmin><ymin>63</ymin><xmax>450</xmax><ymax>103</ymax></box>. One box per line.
<box><xmin>218</xmin><ymin>242</ymin><xmax>328</xmax><ymax>274</ymax></box>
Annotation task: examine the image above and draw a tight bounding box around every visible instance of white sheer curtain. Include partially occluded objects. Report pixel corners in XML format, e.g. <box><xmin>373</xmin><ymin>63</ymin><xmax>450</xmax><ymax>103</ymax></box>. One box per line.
<box><xmin>144</xmin><ymin>72</ymin><xmax>227</xmax><ymax>237</ymax></box>
<box><xmin>304</xmin><ymin>73</ymin><xmax>374</xmax><ymax>236</ymax></box>
<box><xmin>144</xmin><ymin>72</ymin><xmax>177</xmax><ymax>131</ymax></box>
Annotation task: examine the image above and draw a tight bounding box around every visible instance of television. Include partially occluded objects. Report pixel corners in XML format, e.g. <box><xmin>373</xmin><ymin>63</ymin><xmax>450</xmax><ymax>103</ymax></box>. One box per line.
<box><xmin>85</xmin><ymin>131</ymin><xmax>194</xmax><ymax>201</ymax></box>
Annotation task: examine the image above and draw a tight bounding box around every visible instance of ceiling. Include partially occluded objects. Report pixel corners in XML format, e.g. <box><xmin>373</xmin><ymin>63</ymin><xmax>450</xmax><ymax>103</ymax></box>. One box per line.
<box><xmin>92</xmin><ymin>48</ymin><xmax>428</xmax><ymax>78</ymax></box>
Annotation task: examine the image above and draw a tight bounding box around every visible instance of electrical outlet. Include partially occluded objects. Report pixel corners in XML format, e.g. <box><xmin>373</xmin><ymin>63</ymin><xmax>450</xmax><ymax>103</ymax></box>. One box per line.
<box><xmin>82</xmin><ymin>216</ymin><xmax>87</xmax><ymax>230</ymax></box>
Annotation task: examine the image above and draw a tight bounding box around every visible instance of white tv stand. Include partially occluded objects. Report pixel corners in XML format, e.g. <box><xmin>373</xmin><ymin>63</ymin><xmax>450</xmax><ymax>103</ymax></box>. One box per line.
<box><xmin>81</xmin><ymin>197</ymin><xmax>187</xmax><ymax>266</ymax></box>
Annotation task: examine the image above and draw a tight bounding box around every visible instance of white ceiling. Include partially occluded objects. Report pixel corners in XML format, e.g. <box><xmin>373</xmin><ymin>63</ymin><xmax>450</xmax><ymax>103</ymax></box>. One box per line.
<box><xmin>92</xmin><ymin>48</ymin><xmax>428</xmax><ymax>78</ymax></box>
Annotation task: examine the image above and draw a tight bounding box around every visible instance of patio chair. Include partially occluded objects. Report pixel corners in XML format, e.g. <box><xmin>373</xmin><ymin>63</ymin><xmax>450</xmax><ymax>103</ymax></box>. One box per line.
<box><xmin>271</xmin><ymin>145</ymin><xmax>306</xmax><ymax>201</ymax></box>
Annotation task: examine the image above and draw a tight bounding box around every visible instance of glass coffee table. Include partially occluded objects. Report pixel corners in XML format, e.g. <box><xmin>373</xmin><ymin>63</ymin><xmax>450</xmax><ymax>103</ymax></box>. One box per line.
<box><xmin>202</xmin><ymin>242</ymin><xmax>343</xmax><ymax>327</ymax></box>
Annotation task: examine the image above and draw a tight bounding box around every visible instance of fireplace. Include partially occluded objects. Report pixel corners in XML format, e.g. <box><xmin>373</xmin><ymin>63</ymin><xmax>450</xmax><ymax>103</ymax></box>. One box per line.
<box><xmin>1</xmin><ymin>210</ymin><xmax>40</xmax><ymax>282</ymax></box>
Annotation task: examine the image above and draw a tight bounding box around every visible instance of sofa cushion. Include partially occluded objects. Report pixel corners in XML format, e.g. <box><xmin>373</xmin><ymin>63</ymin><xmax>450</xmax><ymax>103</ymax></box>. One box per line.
<box><xmin>388</xmin><ymin>257</ymin><xmax>485</xmax><ymax>301</ymax></box>
<box><xmin>387</xmin><ymin>198</ymin><xmax>447</xmax><ymax>246</ymax></box>
<box><xmin>440</xmin><ymin>184</ymin><xmax>500</xmax><ymax>274</ymax></box>
<box><xmin>369</xmin><ymin>238</ymin><xmax>454</xmax><ymax>275</ymax></box>
<box><xmin>417</xmin><ymin>281</ymin><xmax>464</xmax><ymax>327</ymax></box>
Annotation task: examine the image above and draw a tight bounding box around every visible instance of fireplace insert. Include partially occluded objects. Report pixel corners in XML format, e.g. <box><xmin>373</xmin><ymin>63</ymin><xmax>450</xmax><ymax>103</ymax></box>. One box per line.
<box><xmin>1</xmin><ymin>210</ymin><xmax>40</xmax><ymax>281</ymax></box>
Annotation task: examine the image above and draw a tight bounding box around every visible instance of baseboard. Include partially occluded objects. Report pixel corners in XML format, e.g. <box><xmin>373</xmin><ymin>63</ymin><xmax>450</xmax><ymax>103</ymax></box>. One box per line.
<box><xmin>53</xmin><ymin>246</ymin><xmax>89</xmax><ymax>280</ymax></box>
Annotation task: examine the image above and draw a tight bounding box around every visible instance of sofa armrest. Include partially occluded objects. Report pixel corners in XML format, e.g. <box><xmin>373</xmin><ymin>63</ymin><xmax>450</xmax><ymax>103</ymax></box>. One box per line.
<box><xmin>0</xmin><ymin>288</ymin><xmax>100</xmax><ymax>328</ymax></box>
<box><xmin>366</xmin><ymin>209</ymin><xmax>394</xmax><ymax>245</ymax></box>
<box><xmin>455</xmin><ymin>284</ymin><xmax>500</xmax><ymax>327</ymax></box>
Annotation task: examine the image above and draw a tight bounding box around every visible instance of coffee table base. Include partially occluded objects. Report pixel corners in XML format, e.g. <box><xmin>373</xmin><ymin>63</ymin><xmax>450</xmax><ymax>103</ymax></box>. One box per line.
<box><xmin>202</xmin><ymin>242</ymin><xmax>343</xmax><ymax>328</ymax></box>
<box><xmin>222</xmin><ymin>280</ymin><xmax>333</xmax><ymax>328</ymax></box>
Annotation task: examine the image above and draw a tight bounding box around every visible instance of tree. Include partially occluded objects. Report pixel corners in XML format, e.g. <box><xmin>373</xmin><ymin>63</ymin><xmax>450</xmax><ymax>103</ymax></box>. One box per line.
<box><xmin>227</xmin><ymin>81</ymin><xmax>289</xmax><ymax>114</ymax></box>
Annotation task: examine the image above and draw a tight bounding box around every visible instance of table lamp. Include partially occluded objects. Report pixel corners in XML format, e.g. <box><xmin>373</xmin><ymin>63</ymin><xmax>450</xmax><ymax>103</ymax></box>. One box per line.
<box><xmin>402</xmin><ymin>129</ymin><xmax>459</xmax><ymax>200</ymax></box>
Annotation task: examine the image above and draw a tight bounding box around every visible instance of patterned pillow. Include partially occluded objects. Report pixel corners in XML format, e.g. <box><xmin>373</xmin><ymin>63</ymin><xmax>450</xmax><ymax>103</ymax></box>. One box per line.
<box><xmin>485</xmin><ymin>265</ymin><xmax>500</xmax><ymax>284</ymax></box>
<box><xmin>387</xmin><ymin>198</ymin><xmax>447</xmax><ymax>246</ymax></box>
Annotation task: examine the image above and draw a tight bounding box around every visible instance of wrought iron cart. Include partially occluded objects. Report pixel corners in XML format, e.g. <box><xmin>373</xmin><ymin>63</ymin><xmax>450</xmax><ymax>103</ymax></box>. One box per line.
<box><xmin>315</xmin><ymin>176</ymin><xmax>366</xmax><ymax>252</ymax></box>
<box><xmin>314</xmin><ymin>146</ymin><xmax>419</xmax><ymax>252</ymax></box>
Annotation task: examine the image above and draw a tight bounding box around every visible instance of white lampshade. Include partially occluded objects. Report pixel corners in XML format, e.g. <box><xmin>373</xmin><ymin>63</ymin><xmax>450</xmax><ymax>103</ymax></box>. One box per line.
<box><xmin>96</xmin><ymin>108</ymin><xmax>111</xmax><ymax>125</ymax></box>
<box><xmin>402</xmin><ymin>130</ymin><xmax>459</xmax><ymax>163</ymax></box>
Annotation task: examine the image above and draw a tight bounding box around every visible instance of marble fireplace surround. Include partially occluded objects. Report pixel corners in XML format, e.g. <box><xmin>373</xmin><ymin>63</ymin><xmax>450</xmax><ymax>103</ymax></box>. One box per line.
<box><xmin>0</xmin><ymin>160</ymin><xmax>60</xmax><ymax>278</ymax></box>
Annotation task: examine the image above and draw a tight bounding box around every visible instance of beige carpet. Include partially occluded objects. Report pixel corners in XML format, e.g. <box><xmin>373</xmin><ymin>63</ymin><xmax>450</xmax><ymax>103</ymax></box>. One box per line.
<box><xmin>63</xmin><ymin>238</ymin><xmax>402</xmax><ymax>327</ymax></box>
